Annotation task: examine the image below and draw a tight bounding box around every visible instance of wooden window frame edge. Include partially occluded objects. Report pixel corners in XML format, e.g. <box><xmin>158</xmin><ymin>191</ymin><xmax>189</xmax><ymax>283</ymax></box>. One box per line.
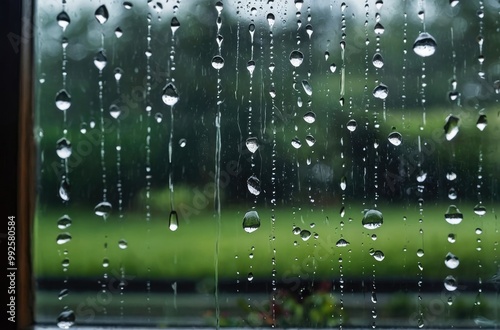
<box><xmin>18</xmin><ymin>0</ymin><xmax>35</xmax><ymax>328</ymax></box>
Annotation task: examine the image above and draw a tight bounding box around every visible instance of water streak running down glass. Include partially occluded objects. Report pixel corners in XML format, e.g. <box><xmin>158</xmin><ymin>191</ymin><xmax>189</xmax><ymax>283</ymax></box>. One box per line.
<box><xmin>34</xmin><ymin>0</ymin><xmax>499</xmax><ymax>328</ymax></box>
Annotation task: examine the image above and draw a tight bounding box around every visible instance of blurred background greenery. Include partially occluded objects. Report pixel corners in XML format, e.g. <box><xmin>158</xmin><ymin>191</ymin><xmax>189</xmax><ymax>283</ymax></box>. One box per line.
<box><xmin>34</xmin><ymin>0</ymin><xmax>500</xmax><ymax>327</ymax></box>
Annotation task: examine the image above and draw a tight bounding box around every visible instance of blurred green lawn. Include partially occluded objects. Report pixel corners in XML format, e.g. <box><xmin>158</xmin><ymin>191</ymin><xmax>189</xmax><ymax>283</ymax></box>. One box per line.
<box><xmin>34</xmin><ymin>202</ymin><xmax>498</xmax><ymax>281</ymax></box>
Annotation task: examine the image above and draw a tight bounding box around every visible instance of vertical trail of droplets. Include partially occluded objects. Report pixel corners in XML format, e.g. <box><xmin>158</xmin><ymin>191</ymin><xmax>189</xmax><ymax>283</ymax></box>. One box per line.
<box><xmin>93</xmin><ymin>4</ymin><xmax>110</xmax><ymax>318</ymax></box>
<box><xmin>168</xmin><ymin>8</ymin><xmax>181</xmax><ymax>229</ymax></box>
<box><xmin>415</xmin><ymin>1</ymin><xmax>428</xmax><ymax>327</ymax></box>
<box><xmin>474</xmin><ymin>0</ymin><xmax>486</xmax><ymax>311</ymax></box>
<box><xmin>144</xmin><ymin>10</ymin><xmax>153</xmax><ymax>321</ymax></box>
<box><xmin>266</xmin><ymin>4</ymin><xmax>278</xmax><ymax>326</ymax></box>
<box><xmin>212</xmin><ymin>2</ymin><xmax>224</xmax><ymax>328</ymax></box>
<box><xmin>55</xmin><ymin>1</ymin><xmax>74</xmax><ymax>327</ymax></box>
<box><xmin>112</xmin><ymin>9</ymin><xmax>125</xmax><ymax>320</ymax></box>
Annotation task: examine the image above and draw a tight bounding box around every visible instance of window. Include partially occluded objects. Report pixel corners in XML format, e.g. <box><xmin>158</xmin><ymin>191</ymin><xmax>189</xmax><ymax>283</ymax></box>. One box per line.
<box><xmin>32</xmin><ymin>0</ymin><xmax>499</xmax><ymax>328</ymax></box>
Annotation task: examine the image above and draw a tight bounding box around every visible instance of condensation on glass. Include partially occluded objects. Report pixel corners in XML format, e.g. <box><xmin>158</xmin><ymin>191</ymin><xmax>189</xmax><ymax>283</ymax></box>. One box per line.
<box><xmin>34</xmin><ymin>0</ymin><xmax>499</xmax><ymax>328</ymax></box>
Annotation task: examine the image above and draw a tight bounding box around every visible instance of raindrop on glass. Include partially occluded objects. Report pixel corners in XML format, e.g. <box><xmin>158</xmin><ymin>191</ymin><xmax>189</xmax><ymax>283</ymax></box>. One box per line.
<box><xmin>94</xmin><ymin>51</ymin><xmax>107</xmax><ymax>71</ymax></box>
<box><xmin>340</xmin><ymin>176</ymin><xmax>347</xmax><ymax>191</ymax></box>
<box><xmin>336</xmin><ymin>238</ymin><xmax>350</xmax><ymax>247</ymax></box>
<box><xmin>247</xmin><ymin>176</ymin><xmax>261</xmax><ymax>196</ymax></box>
<box><xmin>94</xmin><ymin>201</ymin><xmax>112</xmax><ymax>218</ymax></box>
<box><xmin>301</xmin><ymin>80</ymin><xmax>312</xmax><ymax>96</ymax></box>
<box><xmin>115</xmin><ymin>28</ymin><xmax>123</xmax><ymax>38</ymax></box>
<box><xmin>179</xmin><ymin>138</ymin><xmax>187</xmax><ymax>147</ymax></box>
<box><xmin>245</xmin><ymin>137</ymin><xmax>259</xmax><ymax>153</ymax></box>
<box><xmin>246</xmin><ymin>60</ymin><xmax>256</xmax><ymax>75</ymax></box>
<box><xmin>170</xmin><ymin>17</ymin><xmax>180</xmax><ymax>34</ymax></box>
<box><xmin>56</xmin><ymin>233</ymin><xmax>72</xmax><ymax>245</ymax></box>
<box><xmin>114</xmin><ymin>68</ymin><xmax>123</xmax><ymax>81</ymax></box>
<box><xmin>372</xmin><ymin>53</ymin><xmax>384</xmax><ymax>68</ymax></box>
<box><xmin>57</xmin><ymin>215</ymin><xmax>72</xmax><ymax>229</ymax></box>
<box><xmin>300</xmin><ymin>229</ymin><xmax>312</xmax><ymax>241</ymax></box>
<box><xmin>169</xmin><ymin>210</ymin><xmax>179</xmax><ymax>231</ymax></box>
<box><xmin>444</xmin><ymin>252</ymin><xmax>460</xmax><ymax>269</ymax></box>
<box><xmin>362</xmin><ymin>209</ymin><xmax>383</xmax><ymax>229</ymax></box>
<box><xmin>450</xmin><ymin>0</ymin><xmax>459</xmax><ymax>7</ymax></box>
<box><xmin>303</xmin><ymin>111</ymin><xmax>316</xmax><ymax>123</ymax></box>
<box><xmin>291</xmin><ymin>137</ymin><xmax>301</xmax><ymax>149</ymax></box>
<box><xmin>95</xmin><ymin>5</ymin><xmax>109</xmax><ymax>24</ymax></box>
<box><xmin>123</xmin><ymin>2</ymin><xmax>133</xmax><ymax>9</ymax></box>
<box><xmin>347</xmin><ymin>119</ymin><xmax>357</xmax><ymax>132</ymax></box>
<box><xmin>59</xmin><ymin>179</ymin><xmax>70</xmax><ymax>202</ymax></box>
<box><xmin>374</xmin><ymin>22</ymin><xmax>385</xmax><ymax>35</ymax></box>
<box><xmin>388</xmin><ymin>132</ymin><xmax>402</xmax><ymax>146</ymax></box>
<box><xmin>118</xmin><ymin>239</ymin><xmax>128</xmax><ymax>249</ymax></box>
<box><xmin>267</xmin><ymin>13</ymin><xmax>275</xmax><ymax>29</ymax></box>
<box><xmin>55</xmin><ymin>89</ymin><xmax>71</xmax><ymax>111</ymax></box>
<box><xmin>109</xmin><ymin>104</ymin><xmax>121</xmax><ymax>119</ymax></box>
<box><xmin>56</xmin><ymin>138</ymin><xmax>72</xmax><ymax>159</ymax></box>
<box><xmin>373</xmin><ymin>250</ymin><xmax>385</xmax><ymax>261</ymax></box>
<box><xmin>473</xmin><ymin>204</ymin><xmax>486</xmax><ymax>216</ymax></box>
<box><xmin>445</xmin><ymin>205</ymin><xmax>463</xmax><ymax>225</ymax></box>
<box><xmin>446</xmin><ymin>172</ymin><xmax>457</xmax><ymax>181</ymax></box>
<box><xmin>372</xmin><ymin>83</ymin><xmax>388</xmax><ymax>99</ymax></box>
<box><xmin>413</xmin><ymin>32</ymin><xmax>437</xmax><ymax>57</ymax></box>
<box><xmin>305</xmin><ymin>134</ymin><xmax>316</xmax><ymax>147</ymax></box>
<box><xmin>416</xmin><ymin>249</ymin><xmax>425</xmax><ymax>257</ymax></box>
<box><xmin>162</xmin><ymin>82</ymin><xmax>179</xmax><ymax>106</ymax></box>
<box><xmin>444</xmin><ymin>275</ymin><xmax>458</xmax><ymax>291</ymax></box>
<box><xmin>247</xmin><ymin>272</ymin><xmax>254</xmax><ymax>282</ymax></box>
<box><xmin>57</xmin><ymin>11</ymin><xmax>70</xmax><ymax>31</ymax></box>
<box><xmin>154</xmin><ymin>113</ymin><xmax>163</xmax><ymax>123</ymax></box>
<box><xmin>289</xmin><ymin>50</ymin><xmax>304</xmax><ymax>67</ymax></box>
<box><xmin>211</xmin><ymin>55</ymin><xmax>225</xmax><ymax>70</ymax></box>
<box><xmin>57</xmin><ymin>308</ymin><xmax>75</xmax><ymax>329</ymax></box>
<box><xmin>444</xmin><ymin>115</ymin><xmax>459</xmax><ymax>141</ymax></box>
<box><xmin>476</xmin><ymin>114</ymin><xmax>487</xmax><ymax>131</ymax></box>
<box><xmin>448</xmin><ymin>233</ymin><xmax>456</xmax><ymax>243</ymax></box>
<box><xmin>329</xmin><ymin>63</ymin><xmax>337</xmax><ymax>73</ymax></box>
<box><xmin>243</xmin><ymin>210</ymin><xmax>260</xmax><ymax>233</ymax></box>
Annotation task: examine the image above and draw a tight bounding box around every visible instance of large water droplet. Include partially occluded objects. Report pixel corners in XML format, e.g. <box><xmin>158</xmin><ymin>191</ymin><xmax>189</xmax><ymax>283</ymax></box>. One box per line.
<box><xmin>476</xmin><ymin>114</ymin><xmax>487</xmax><ymax>131</ymax></box>
<box><xmin>162</xmin><ymin>82</ymin><xmax>179</xmax><ymax>106</ymax></box>
<box><xmin>118</xmin><ymin>239</ymin><xmax>128</xmax><ymax>249</ymax></box>
<box><xmin>169</xmin><ymin>210</ymin><xmax>179</xmax><ymax>231</ymax></box>
<box><xmin>289</xmin><ymin>50</ymin><xmax>304</xmax><ymax>67</ymax></box>
<box><xmin>413</xmin><ymin>32</ymin><xmax>437</xmax><ymax>57</ymax></box>
<box><xmin>291</xmin><ymin>137</ymin><xmax>302</xmax><ymax>149</ymax></box>
<box><xmin>362</xmin><ymin>209</ymin><xmax>383</xmax><ymax>229</ymax></box>
<box><xmin>448</xmin><ymin>233</ymin><xmax>456</xmax><ymax>243</ymax></box>
<box><xmin>300</xmin><ymin>229</ymin><xmax>312</xmax><ymax>241</ymax></box>
<box><xmin>340</xmin><ymin>176</ymin><xmax>347</xmax><ymax>191</ymax></box>
<box><xmin>445</xmin><ymin>205</ymin><xmax>463</xmax><ymax>225</ymax></box>
<box><xmin>246</xmin><ymin>60</ymin><xmax>256</xmax><ymax>75</ymax></box>
<box><xmin>59</xmin><ymin>179</ymin><xmax>70</xmax><ymax>201</ymax></box>
<box><xmin>245</xmin><ymin>137</ymin><xmax>259</xmax><ymax>153</ymax></box>
<box><xmin>56</xmin><ymin>233</ymin><xmax>72</xmax><ymax>245</ymax></box>
<box><xmin>243</xmin><ymin>210</ymin><xmax>260</xmax><ymax>233</ymax></box>
<box><xmin>347</xmin><ymin>119</ymin><xmax>357</xmax><ymax>132</ymax></box>
<box><xmin>95</xmin><ymin>5</ymin><xmax>109</xmax><ymax>24</ymax></box>
<box><xmin>372</xmin><ymin>83</ymin><xmax>389</xmax><ymax>99</ymax></box>
<box><xmin>55</xmin><ymin>89</ymin><xmax>71</xmax><ymax>111</ymax></box>
<box><xmin>94</xmin><ymin>201</ymin><xmax>112</xmax><ymax>218</ymax></box>
<box><xmin>450</xmin><ymin>0</ymin><xmax>459</xmax><ymax>7</ymax></box>
<box><xmin>57</xmin><ymin>308</ymin><xmax>75</xmax><ymax>329</ymax></box>
<box><xmin>56</xmin><ymin>138</ymin><xmax>72</xmax><ymax>159</ymax></box>
<box><xmin>211</xmin><ymin>55</ymin><xmax>224</xmax><ymax>70</ymax></box>
<box><xmin>109</xmin><ymin>104</ymin><xmax>121</xmax><ymax>119</ymax></box>
<box><xmin>336</xmin><ymin>238</ymin><xmax>350</xmax><ymax>247</ymax></box>
<box><xmin>444</xmin><ymin>275</ymin><xmax>458</xmax><ymax>291</ymax></box>
<box><xmin>303</xmin><ymin>111</ymin><xmax>316</xmax><ymax>123</ymax></box>
<box><xmin>301</xmin><ymin>80</ymin><xmax>312</xmax><ymax>96</ymax></box>
<box><xmin>444</xmin><ymin>252</ymin><xmax>460</xmax><ymax>269</ymax></box>
<box><xmin>374</xmin><ymin>22</ymin><xmax>385</xmax><ymax>35</ymax></box>
<box><xmin>57</xmin><ymin>215</ymin><xmax>72</xmax><ymax>229</ymax></box>
<box><xmin>115</xmin><ymin>27</ymin><xmax>123</xmax><ymax>38</ymax></box>
<box><xmin>388</xmin><ymin>132</ymin><xmax>402</xmax><ymax>146</ymax></box>
<box><xmin>171</xmin><ymin>17</ymin><xmax>180</xmax><ymax>34</ymax></box>
<box><xmin>373</xmin><ymin>250</ymin><xmax>385</xmax><ymax>261</ymax></box>
<box><xmin>372</xmin><ymin>53</ymin><xmax>384</xmax><ymax>68</ymax></box>
<box><xmin>247</xmin><ymin>176</ymin><xmax>261</xmax><ymax>196</ymax></box>
<box><xmin>305</xmin><ymin>134</ymin><xmax>316</xmax><ymax>147</ymax></box>
<box><xmin>57</xmin><ymin>11</ymin><xmax>71</xmax><ymax>31</ymax></box>
<box><xmin>267</xmin><ymin>13</ymin><xmax>275</xmax><ymax>29</ymax></box>
<box><xmin>444</xmin><ymin>115</ymin><xmax>459</xmax><ymax>141</ymax></box>
<box><xmin>94</xmin><ymin>51</ymin><xmax>107</xmax><ymax>71</ymax></box>
<box><xmin>474</xmin><ymin>204</ymin><xmax>486</xmax><ymax>216</ymax></box>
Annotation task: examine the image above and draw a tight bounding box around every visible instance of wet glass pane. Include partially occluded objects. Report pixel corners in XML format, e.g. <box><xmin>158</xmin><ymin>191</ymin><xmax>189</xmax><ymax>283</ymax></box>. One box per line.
<box><xmin>34</xmin><ymin>0</ymin><xmax>500</xmax><ymax>328</ymax></box>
